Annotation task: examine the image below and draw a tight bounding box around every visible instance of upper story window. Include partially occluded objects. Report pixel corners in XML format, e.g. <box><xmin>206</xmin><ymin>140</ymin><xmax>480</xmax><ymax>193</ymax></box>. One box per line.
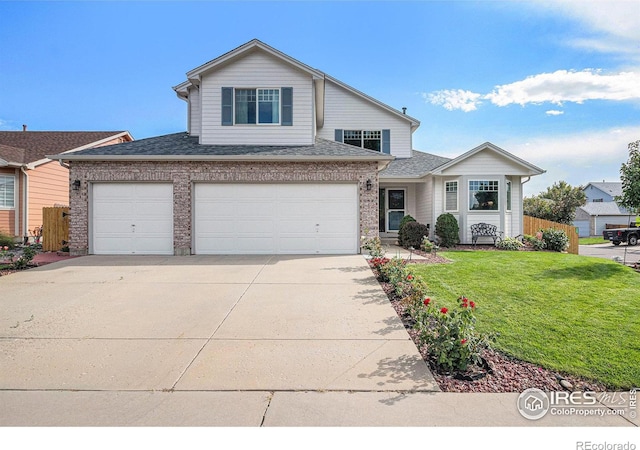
<box><xmin>0</xmin><ymin>175</ymin><xmax>15</xmax><ymax>208</ymax></box>
<box><xmin>469</xmin><ymin>180</ymin><xmax>499</xmax><ymax>211</ymax></box>
<box><xmin>343</xmin><ymin>130</ymin><xmax>382</xmax><ymax>152</ymax></box>
<box><xmin>222</xmin><ymin>87</ymin><xmax>292</xmax><ymax>126</ymax></box>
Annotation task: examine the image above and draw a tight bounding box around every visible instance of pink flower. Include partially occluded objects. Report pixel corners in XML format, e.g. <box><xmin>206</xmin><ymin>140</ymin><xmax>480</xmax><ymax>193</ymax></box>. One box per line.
<box><xmin>461</xmin><ymin>339</ymin><xmax>467</xmax><ymax>345</ymax></box>
<box><xmin>407</xmin><ymin>275</ymin><xmax>413</xmax><ymax>281</ymax></box>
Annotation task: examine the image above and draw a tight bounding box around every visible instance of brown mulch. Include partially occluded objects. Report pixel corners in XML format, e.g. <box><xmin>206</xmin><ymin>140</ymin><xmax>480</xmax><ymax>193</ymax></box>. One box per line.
<box><xmin>369</xmin><ymin>256</ymin><xmax>609</xmax><ymax>393</ymax></box>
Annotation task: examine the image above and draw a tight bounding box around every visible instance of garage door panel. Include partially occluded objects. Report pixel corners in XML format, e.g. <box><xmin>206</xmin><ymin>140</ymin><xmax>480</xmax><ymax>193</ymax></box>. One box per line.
<box><xmin>92</xmin><ymin>183</ymin><xmax>173</xmax><ymax>255</ymax></box>
<box><xmin>194</xmin><ymin>183</ymin><xmax>357</xmax><ymax>255</ymax></box>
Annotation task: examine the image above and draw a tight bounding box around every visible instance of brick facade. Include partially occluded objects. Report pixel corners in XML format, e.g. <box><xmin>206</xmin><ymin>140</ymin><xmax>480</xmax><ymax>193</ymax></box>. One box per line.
<box><xmin>69</xmin><ymin>160</ymin><xmax>379</xmax><ymax>255</ymax></box>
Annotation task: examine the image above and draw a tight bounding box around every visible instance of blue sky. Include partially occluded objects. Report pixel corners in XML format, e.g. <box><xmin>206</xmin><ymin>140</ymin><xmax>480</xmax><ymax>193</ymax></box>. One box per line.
<box><xmin>1</xmin><ymin>0</ymin><xmax>638</xmax><ymax>196</ymax></box>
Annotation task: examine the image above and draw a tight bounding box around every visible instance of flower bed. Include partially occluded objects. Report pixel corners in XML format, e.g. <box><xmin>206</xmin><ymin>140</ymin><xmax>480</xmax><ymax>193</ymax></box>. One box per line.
<box><xmin>368</xmin><ymin>257</ymin><xmax>608</xmax><ymax>393</ymax></box>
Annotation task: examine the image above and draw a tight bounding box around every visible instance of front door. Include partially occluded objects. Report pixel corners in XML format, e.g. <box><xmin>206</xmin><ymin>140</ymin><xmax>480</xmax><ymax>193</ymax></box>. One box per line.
<box><xmin>384</xmin><ymin>189</ymin><xmax>405</xmax><ymax>232</ymax></box>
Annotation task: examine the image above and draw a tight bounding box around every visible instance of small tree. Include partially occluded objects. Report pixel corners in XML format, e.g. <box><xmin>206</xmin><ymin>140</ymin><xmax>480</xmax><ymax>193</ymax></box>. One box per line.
<box><xmin>524</xmin><ymin>181</ymin><xmax>586</xmax><ymax>224</ymax></box>
<box><xmin>615</xmin><ymin>140</ymin><xmax>640</xmax><ymax>216</ymax></box>
<box><xmin>435</xmin><ymin>213</ymin><xmax>460</xmax><ymax>247</ymax></box>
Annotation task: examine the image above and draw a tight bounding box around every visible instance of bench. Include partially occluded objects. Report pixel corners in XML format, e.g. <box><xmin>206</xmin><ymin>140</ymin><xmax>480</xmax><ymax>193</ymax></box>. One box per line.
<box><xmin>470</xmin><ymin>223</ymin><xmax>503</xmax><ymax>246</ymax></box>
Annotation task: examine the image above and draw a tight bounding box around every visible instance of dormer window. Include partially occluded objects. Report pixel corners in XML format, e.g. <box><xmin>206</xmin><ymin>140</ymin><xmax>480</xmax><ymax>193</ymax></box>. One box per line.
<box><xmin>222</xmin><ymin>87</ymin><xmax>292</xmax><ymax>126</ymax></box>
<box><xmin>343</xmin><ymin>130</ymin><xmax>381</xmax><ymax>152</ymax></box>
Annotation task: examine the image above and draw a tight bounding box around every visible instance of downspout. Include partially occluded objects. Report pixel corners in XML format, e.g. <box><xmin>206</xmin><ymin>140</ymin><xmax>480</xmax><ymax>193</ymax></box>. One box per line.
<box><xmin>20</xmin><ymin>166</ymin><xmax>29</xmax><ymax>243</ymax></box>
<box><xmin>13</xmin><ymin>168</ymin><xmax>19</xmax><ymax>236</ymax></box>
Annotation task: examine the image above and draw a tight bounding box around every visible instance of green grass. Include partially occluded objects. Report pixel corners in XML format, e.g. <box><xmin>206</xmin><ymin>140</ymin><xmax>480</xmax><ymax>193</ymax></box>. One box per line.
<box><xmin>579</xmin><ymin>236</ymin><xmax>609</xmax><ymax>245</ymax></box>
<box><xmin>409</xmin><ymin>251</ymin><xmax>640</xmax><ymax>388</ymax></box>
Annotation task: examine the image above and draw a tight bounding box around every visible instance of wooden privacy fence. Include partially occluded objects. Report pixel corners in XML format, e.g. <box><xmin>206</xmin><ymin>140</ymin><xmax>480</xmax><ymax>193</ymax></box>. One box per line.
<box><xmin>523</xmin><ymin>215</ymin><xmax>579</xmax><ymax>255</ymax></box>
<box><xmin>42</xmin><ymin>207</ymin><xmax>69</xmax><ymax>252</ymax></box>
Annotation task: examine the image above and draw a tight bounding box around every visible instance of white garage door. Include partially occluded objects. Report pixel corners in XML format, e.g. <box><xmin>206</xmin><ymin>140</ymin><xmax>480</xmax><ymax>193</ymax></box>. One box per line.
<box><xmin>194</xmin><ymin>183</ymin><xmax>358</xmax><ymax>254</ymax></box>
<box><xmin>92</xmin><ymin>183</ymin><xmax>173</xmax><ymax>255</ymax></box>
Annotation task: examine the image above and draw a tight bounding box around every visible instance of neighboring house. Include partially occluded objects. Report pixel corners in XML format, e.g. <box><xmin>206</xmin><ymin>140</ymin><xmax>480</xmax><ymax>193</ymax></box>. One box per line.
<box><xmin>0</xmin><ymin>130</ymin><xmax>133</xmax><ymax>241</ymax></box>
<box><xmin>49</xmin><ymin>39</ymin><xmax>544</xmax><ymax>256</ymax></box>
<box><xmin>574</xmin><ymin>182</ymin><xmax>637</xmax><ymax>237</ymax></box>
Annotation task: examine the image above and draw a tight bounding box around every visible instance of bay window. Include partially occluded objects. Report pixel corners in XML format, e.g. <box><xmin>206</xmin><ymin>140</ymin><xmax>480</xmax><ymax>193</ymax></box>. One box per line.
<box><xmin>469</xmin><ymin>180</ymin><xmax>499</xmax><ymax>211</ymax></box>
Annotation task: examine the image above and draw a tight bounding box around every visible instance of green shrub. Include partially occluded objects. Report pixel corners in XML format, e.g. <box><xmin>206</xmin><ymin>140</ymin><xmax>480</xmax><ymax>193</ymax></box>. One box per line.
<box><xmin>542</xmin><ymin>228</ymin><xmax>569</xmax><ymax>252</ymax></box>
<box><xmin>496</xmin><ymin>237</ymin><xmax>524</xmax><ymax>251</ymax></box>
<box><xmin>397</xmin><ymin>215</ymin><xmax>416</xmax><ymax>247</ymax></box>
<box><xmin>399</xmin><ymin>222</ymin><xmax>430</xmax><ymax>249</ymax></box>
<box><xmin>11</xmin><ymin>246</ymin><xmax>37</xmax><ymax>270</ymax></box>
<box><xmin>0</xmin><ymin>231</ymin><xmax>15</xmax><ymax>249</ymax></box>
<box><xmin>435</xmin><ymin>213</ymin><xmax>460</xmax><ymax>247</ymax></box>
<box><xmin>421</xmin><ymin>236</ymin><xmax>434</xmax><ymax>253</ymax></box>
<box><xmin>523</xmin><ymin>233</ymin><xmax>546</xmax><ymax>251</ymax></box>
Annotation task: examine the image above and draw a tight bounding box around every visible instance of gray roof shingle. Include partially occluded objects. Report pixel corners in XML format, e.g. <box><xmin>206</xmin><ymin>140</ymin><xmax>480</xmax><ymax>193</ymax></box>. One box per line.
<box><xmin>54</xmin><ymin>132</ymin><xmax>393</xmax><ymax>160</ymax></box>
<box><xmin>586</xmin><ymin>182</ymin><xmax>623</xmax><ymax>197</ymax></box>
<box><xmin>380</xmin><ymin>150</ymin><xmax>451</xmax><ymax>178</ymax></box>
<box><xmin>579</xmin><ymin>202</ymin><xmax>630</xmax><ymax>216</ymax></box>
<box><xmin>0</xmin><ymin>131</ymin><xmax>129</xmax><ymax>164</ymax></box>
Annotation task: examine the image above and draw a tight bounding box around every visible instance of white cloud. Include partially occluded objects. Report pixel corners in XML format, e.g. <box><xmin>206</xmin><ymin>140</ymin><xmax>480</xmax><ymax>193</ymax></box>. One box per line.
<box><xmin>424</xmin><ymin>89</ymin><xmax>482</xmax><ymax>112</ymax></box>
<box><xmin>426</xmin><ymin>69</ymin><xmax>640</xmax><ymax>111</ymax></box>
<box><xmin>503</xmin><ymin>125</ymin><xmax>640</xmax><ymax>195</ymax></box>
<box><xmin>545</xmin><ymin>110</ymin><xmax>564</xmax><ymax>116</ymax></box>
<box><xmin>485</xmin><ymin>69</ymin><xmax>640</xmax><ymax>107</ymax></box>
<box><xmin>528</xmin><ymin>0</ymin><xmax>640</xmax><ymax>61</ymax></box>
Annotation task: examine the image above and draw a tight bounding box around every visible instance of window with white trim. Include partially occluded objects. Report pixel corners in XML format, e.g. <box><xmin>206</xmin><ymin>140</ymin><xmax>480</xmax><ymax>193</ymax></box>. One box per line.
<box><xmin>506</xmin><ymin>180</ymin><xmax>512</xmax><ymax>211</ymax></box>
<box><xmin>343</xmin><ymin>130</ymin><xmax>382</xmax><ymax>152</ymax></box>
<box><xmin>469</xmin><ymin>180</ymin><xmax>499</xmax><ymax>211</ymax></box>
<box><xmin>445</xmin><ymin>181</ymin><xmax>458</xmax><ymax>211</ymax></box>
<box><xmin>235</xmin><ymin>88</ymin><xmax>280</xmax><ymax>124</ymax></box>
<box><xmin>0</xmin><ymin>175</ymin><xmax>15</xmax><ymax>208</ymax></box>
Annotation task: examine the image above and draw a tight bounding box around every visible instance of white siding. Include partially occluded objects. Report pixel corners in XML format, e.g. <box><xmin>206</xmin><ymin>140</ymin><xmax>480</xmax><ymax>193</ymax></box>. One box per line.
<box><xmin>440</xmin><ymin>149</ymin><xmax>528</xmax><ymax>176</ymax></box>
<box><xmin>465</xmin><ymin>214</ymin><xmax>501</xmax><ymax>244</ymax></box>
<box><xmin>188</xmin><ymin>86</ymin><xmax>201</xmax><ymax>137</ymax></box>
<box><xmin>318</xmin><ymin>80</ymin><xmax>413</xmax><ymax>158</ymax></box>
<box><xmin>199</xmin><ymin>51</ymin><xmax>314</xmax><ymax>145</ymax></box>
<box><xmin>415</xmin><ymin>176</ymin><xmax>434</xmax><ymax>229</ymax></box>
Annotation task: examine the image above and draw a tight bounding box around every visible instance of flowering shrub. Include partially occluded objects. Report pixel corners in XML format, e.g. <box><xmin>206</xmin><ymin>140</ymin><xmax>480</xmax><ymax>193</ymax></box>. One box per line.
<box><xmin>523</xmin><ymin>233</ymin><xmax>546</xmax><ymax>251</ymax></box>
<box><xmin>496</xmin><ymin>237</ymin><xmax>524</xmax><ymax>251</ymax></box>
<box><xmin>361</xmin><ymin>235</ymin><xmax>385</xmax><ymax>257</ymax></box>
<box><xmin>1</xmin><ymin>246</ymin><xmax>14</xmax><ymax>263</ymax></box>
<box><xmin>413</xmin><ymin>295</ymin><xmax>491</xmax><ymax>373</ymax></box>
<box><xmin>542</xmin><ymin>228</ymin><xmax>569</xmax><ymax>252</ymax></box>
<box><xmin>378</xmin><ymin>257</ymin><xmax>413</xmax><ymax>297</ymax></box>
<box><xmin>370</xmin><ymin>257</ymin><xmax>390</xmax><ymax>270</ymax></box>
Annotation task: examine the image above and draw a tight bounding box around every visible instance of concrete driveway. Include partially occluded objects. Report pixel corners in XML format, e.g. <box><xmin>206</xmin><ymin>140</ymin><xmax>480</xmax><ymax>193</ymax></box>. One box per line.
<box><xmin>580</xmin><ymin>242</ymin><xmax>640</xmax><ymax>262</ymax></box>
<box><xmin>0</xmin><ymin>254</ymin><xmax>437</xmax><ymax>425</ymax></box>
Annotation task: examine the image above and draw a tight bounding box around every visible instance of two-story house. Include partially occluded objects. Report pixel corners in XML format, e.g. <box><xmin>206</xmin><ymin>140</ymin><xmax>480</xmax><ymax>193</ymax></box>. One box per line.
<box><xmin>574</xmin><ymin>182</ymin><xmax>638</xmax><ymax>237</ymax></box>
<box><xmin>51</xmin><ymin>39</ymin><xmax>544</xmax><ymax>256</ymax></box>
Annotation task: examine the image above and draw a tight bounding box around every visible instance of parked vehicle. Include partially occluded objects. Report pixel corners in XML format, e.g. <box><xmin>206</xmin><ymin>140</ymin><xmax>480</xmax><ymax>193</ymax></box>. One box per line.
<box><xmin>603</xmin><ymin>222</ymin><xmax>639</xmax><ymax>246</ymax></box>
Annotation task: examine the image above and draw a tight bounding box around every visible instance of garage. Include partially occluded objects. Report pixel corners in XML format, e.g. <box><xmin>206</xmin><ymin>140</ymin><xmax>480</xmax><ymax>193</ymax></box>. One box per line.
<box><xmin>92</xmin><ymin>183</ymin><xmax>174</xmax><ymax>255</ymax></box>
<box><xmin>194</xmin><ymin>183</ymin><xmax>358</xmax><ymax>254</ymax></box>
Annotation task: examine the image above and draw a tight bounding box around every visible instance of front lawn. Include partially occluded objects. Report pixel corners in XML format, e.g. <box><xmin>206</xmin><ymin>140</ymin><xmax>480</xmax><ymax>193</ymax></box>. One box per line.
<box><xmin>579</xmin><ymin>237</ymin><xmax>609</xmax><ymax>245</ymax></box>
<box><xmin>409</xmin><ymin>251</ymin><xmax>640</xmax><ymax>389</ymax></box>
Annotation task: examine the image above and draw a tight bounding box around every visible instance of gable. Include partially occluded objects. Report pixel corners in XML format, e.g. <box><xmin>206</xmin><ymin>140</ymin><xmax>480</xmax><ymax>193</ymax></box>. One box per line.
<box><xmin>439</xmin><ymin>148</ymin><xmax>531</xmax><ymax>175</ymax></box>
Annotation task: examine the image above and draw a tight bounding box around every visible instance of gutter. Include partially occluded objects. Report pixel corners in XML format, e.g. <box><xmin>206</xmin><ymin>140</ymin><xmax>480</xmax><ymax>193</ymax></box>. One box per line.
<box><xmin>46</xmin><ymin>154</ymin><xmax>395</xmax><ymax>163</ymax></box>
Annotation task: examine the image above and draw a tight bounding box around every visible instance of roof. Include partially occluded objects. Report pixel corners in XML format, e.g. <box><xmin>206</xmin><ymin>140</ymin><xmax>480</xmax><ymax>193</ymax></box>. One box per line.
<box><xmin>430</xmin><ymin>142</ymin><xmax>545</xmax><ymax>176</ymax></box>
<box><xmin>584</xmin><ymin>182</ymin><xmax>623</xmax><ymax>197</ymax></box>
<box><xmin>380</xmin><ymin>150</ymin><xmax>451</xmax><ymax>179</ymax></box>
<box><xmin>578</xmin><ymin>201</ymin><xmax>631</xmax><ymax>216</ymax></box>
<box><xmin>0</xmin><ymin>131</ymin><xmax>132</xmax><ymax>166</ymax></box>
<box><xmin>48</xmin><ymin>132</ymin><xmax>395</xmax><ymax>163</ymax></box>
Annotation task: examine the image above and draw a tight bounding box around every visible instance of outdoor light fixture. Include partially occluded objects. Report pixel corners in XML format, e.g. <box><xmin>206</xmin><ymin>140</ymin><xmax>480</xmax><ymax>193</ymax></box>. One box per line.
<box><xmin>72</xmin><ymin>179</ymin><xmax>81</xmax><ymax>191</ymax></box>
<box><xmin>366</xmin><ymin>179</ymin><xmax>372</xmax><ymax>191</ymax></box>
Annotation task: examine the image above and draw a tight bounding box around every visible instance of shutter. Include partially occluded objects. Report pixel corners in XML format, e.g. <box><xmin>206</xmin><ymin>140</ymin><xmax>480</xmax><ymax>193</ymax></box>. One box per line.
<box><xmin>221</xmin><ymin>87</ymin><xmax>233</xmax><ymax>126</ymax></box>
<box><xmin>334</xmin><ymin>129</ymin><xmax>343</xmax><ymax>142</ymax></box>
<box><xmin>382</xmin><ymin>129</ymin><xmax>391</xmax><ymax>154</ymax></box>
<box><xmin>281</xmin><ymin>87</ymin><xmax>293</xmax><ymax>126</ymax></box>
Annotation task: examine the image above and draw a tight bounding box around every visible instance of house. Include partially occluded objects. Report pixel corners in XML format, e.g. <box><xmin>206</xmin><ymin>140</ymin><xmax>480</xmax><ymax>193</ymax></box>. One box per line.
<box><xmin>0</xmin><ymin>129</ymin><xmax>133</xmax><ymax>242</ymax></box>
<box><xmin>49</xmin><ymin>39</ymin><xmax>544</xmax><ymax>256</ymax></box>
<box><xmin>574</xmin><ymin>182</ymin><xmax>637</xmax><ymax>237</ymax></box>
